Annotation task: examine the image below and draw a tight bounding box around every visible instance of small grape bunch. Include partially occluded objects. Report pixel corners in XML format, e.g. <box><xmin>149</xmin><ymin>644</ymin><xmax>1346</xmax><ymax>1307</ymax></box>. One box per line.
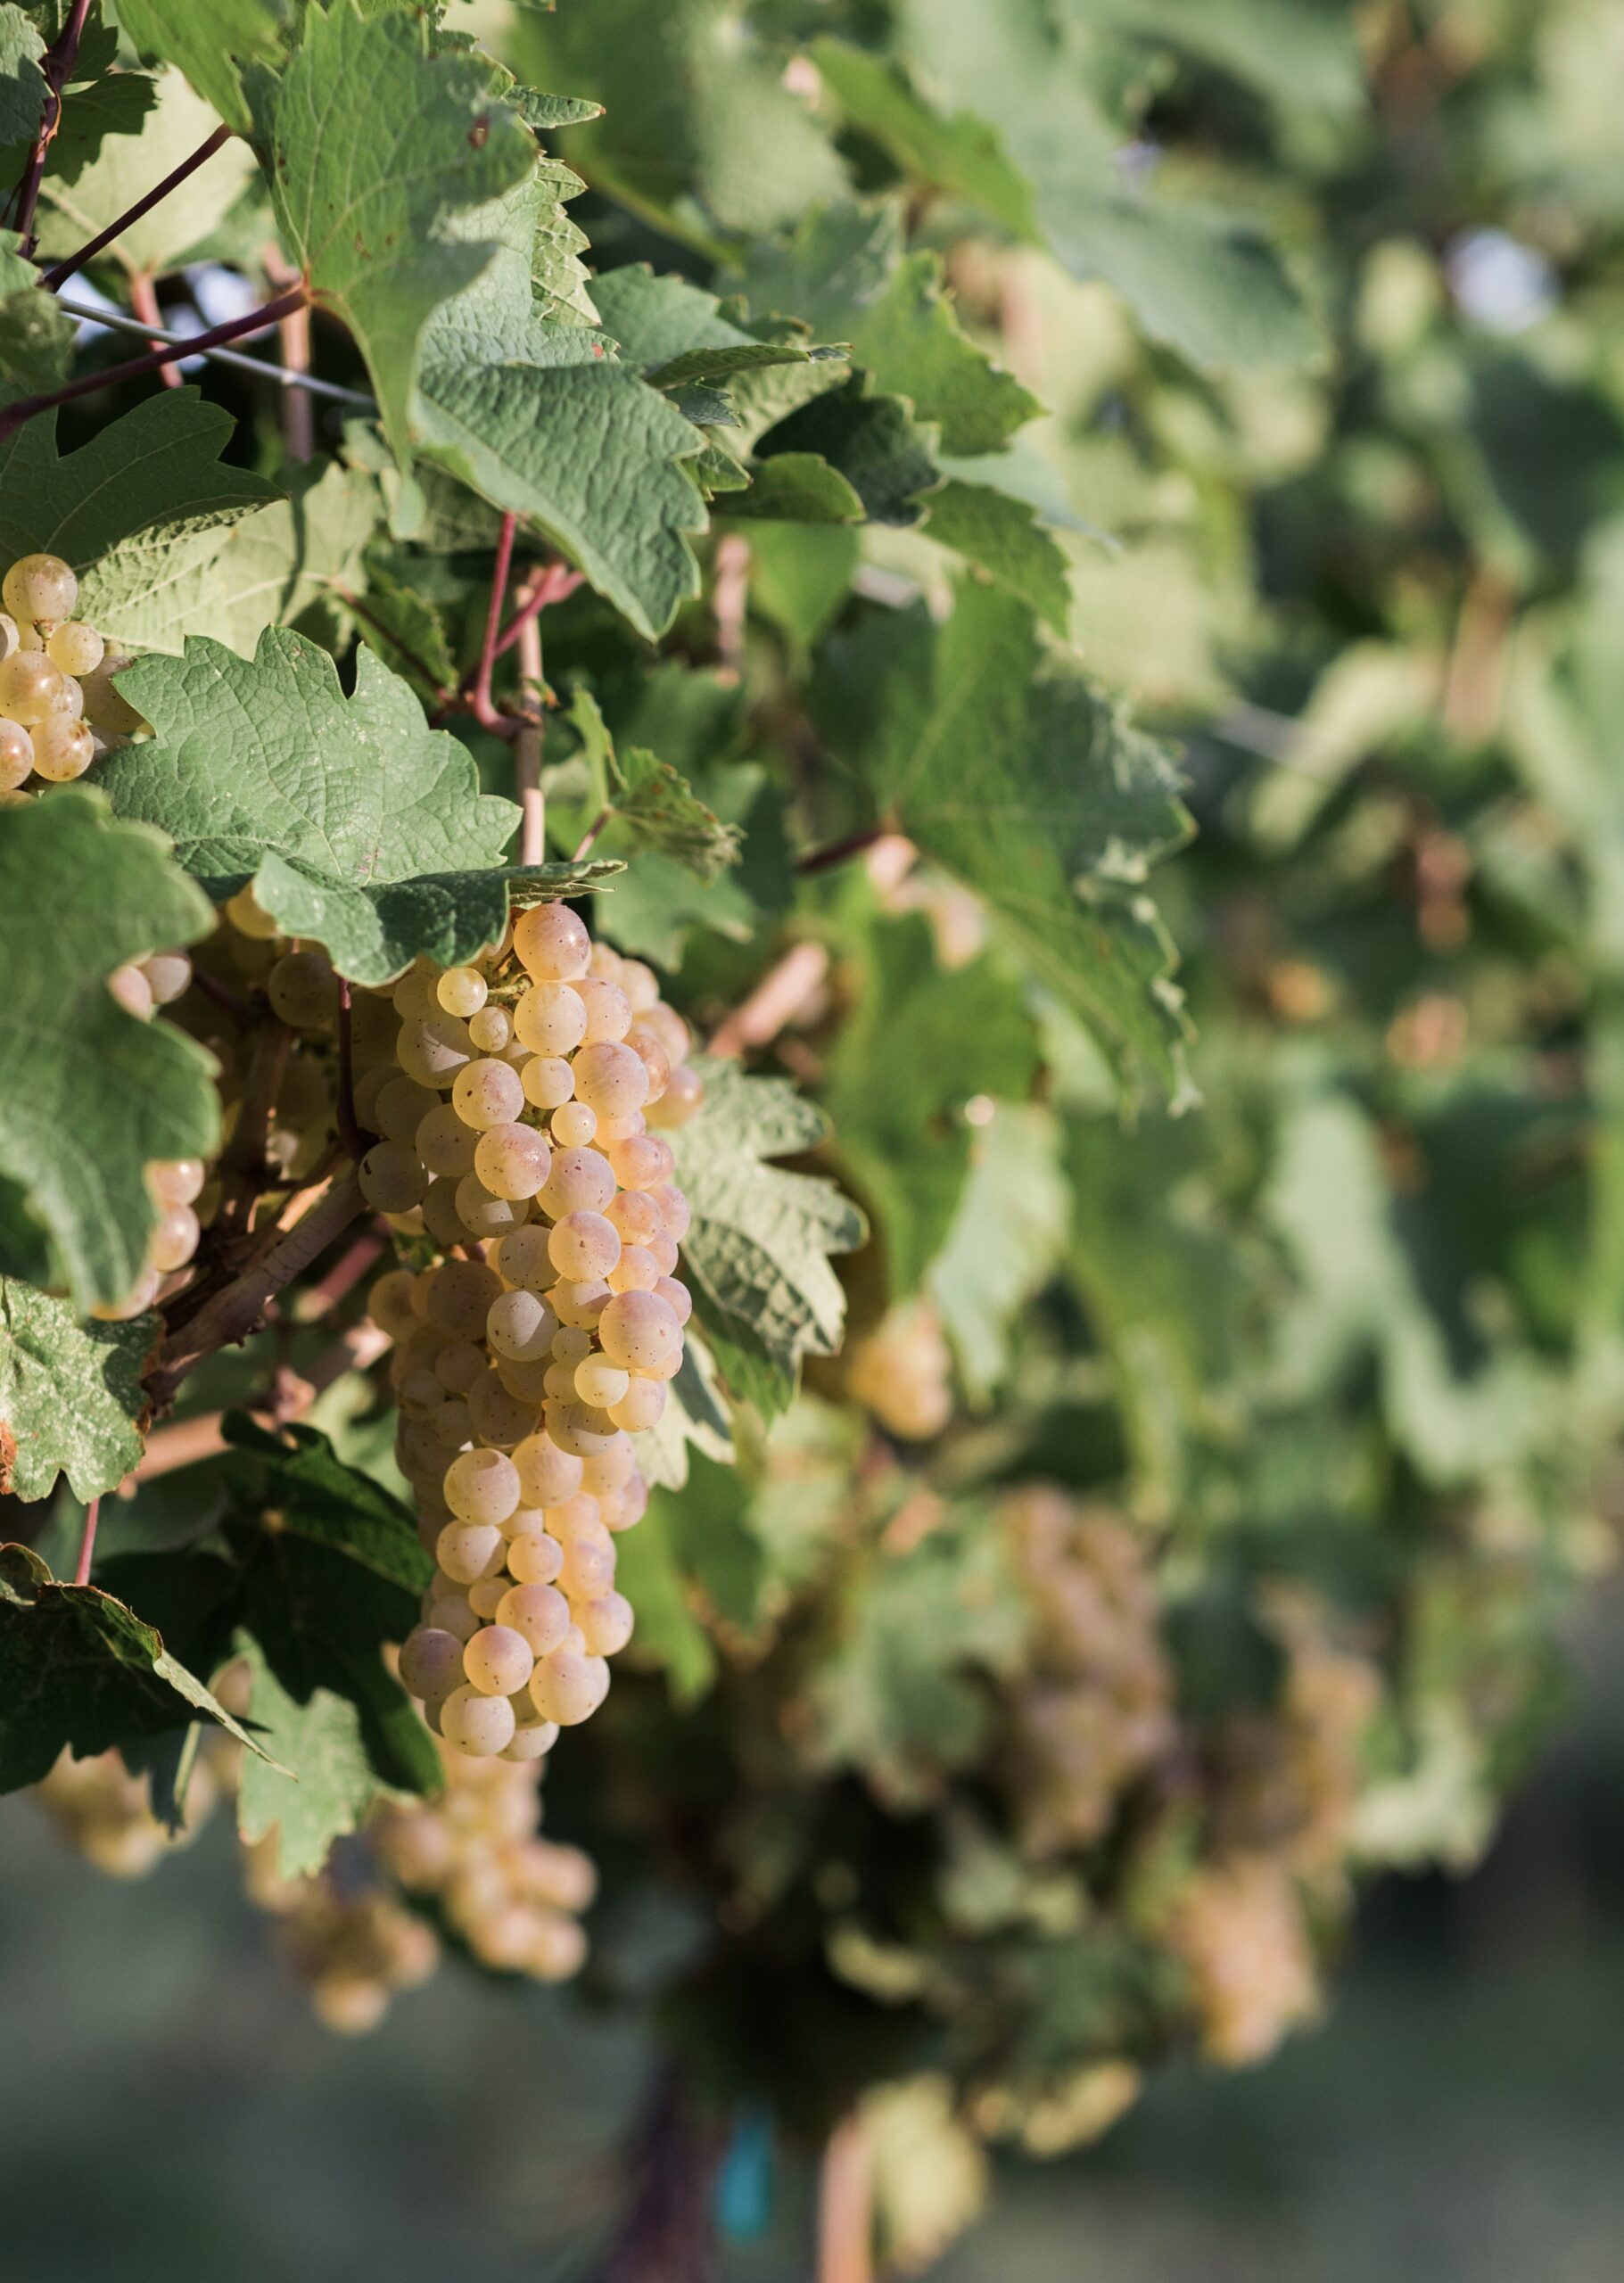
<box><xmin>90</xmin><ymin>1153</ymin><xmax>207</xmax><ymax>1323</ymax></box>
<box><xmin>0</xmin><ymin>551</ymin><xmax>136</xmax><ymax>795</ymax></box>
<box><xmin>371</xmin><ymin>1729</ymin><xmax>596</xmax><ymax>1981</ymax></box>
<box><xmin>361</xmin><ymin>903</ymin><xmax>704</xmax><ymax>1761</ymax></box>
<box><xmin>243</xmin><ymin>1838</ymin><xmax>441</xmax><ymax>2036</ymax></box>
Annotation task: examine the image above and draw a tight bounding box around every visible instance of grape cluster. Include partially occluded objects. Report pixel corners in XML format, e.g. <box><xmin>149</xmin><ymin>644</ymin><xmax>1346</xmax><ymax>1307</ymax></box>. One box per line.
<box><xmin>92</xmin><ymin>1150</ymin><xmax>206</xmax><ymax>1322</ymax></box>
<box><xmin>1002</xmin><ymin>1488</ymin><xmax>1175</xmax><ymax>1856</ymax></box>
<box><xmin>356</xmin><ymin>902</ymin><xmax>703</xmax><ymax>1760</ymax></box>
<box><xmin>846</xmin><ymin>1299</ymin><xmax>954</xmax><ymax>1441</ymax></box>
<box><xmin>243</xmin><ymin>1837</ymin><xmax>441</xmax><ymax>2035</ymax></box>
<box><xmin>31</xmin><ymin>1745</ymin><xmax>222</xmax><ymax>1877</ymax></box>
<box><xmin>372</xmin><ymin>1729</ymin><xmax>596</xmax><ymax>1980</ymax></box>
<box><xmin>0</xmin><ymin>551</ymin><xmax>137</xmax><ymax>795</ymax></box>
<box><xmin>1166</xmin><ymin>1854</ymin><xmax>1322</xmax><ymax>2067</ymax></box>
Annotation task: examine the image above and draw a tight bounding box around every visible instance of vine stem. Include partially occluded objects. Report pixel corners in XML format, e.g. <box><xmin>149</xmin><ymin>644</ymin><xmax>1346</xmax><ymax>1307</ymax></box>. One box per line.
<box><xmin>514</xmin><ymin>610</ymin><xmax>547</xmax><ymax>867</ymax></box>
<box><xmin>572</xmin><ymin>805</ymin><xmax>611</xmax><ymax>862</ymax></box>
<box><xmin>262</xmin><ymin>241</ymin><xmax>313</xmax><ymax>461</ymax></box>
<box><xmin>470</xmin><ymin>511</ymin><xmax>518</xmax><ymax>730</ymax></box>
<box><xmin>495</xmin><ymin>559</ymin><xmax>583</xmax><ymax>659</ymax></box>
<box><xmin>146</xmin><ymin>1168</ymin><xmax>366</xmax><ymax>1411</ymax></box>
<box><xmin>10</xmin><ymin>0</ymin><xmax>92</xmax><ymax>251</ymax></box>
<box><xmin>816</xmin><ymin>2116</ymin><xmax>874</xmax><ymax>2283</ymax></box>
<box><xmin>0</xmin><ymin>284</ymin><xmax>308</xmax><ymax>442</ymax></box>
<box><xmin>707</xmin><ymin>941</ymin><xmax>830</xmax><ymax>1059</ymax></box>
<box><xmin>40</xmin><ymin>124</ymin><xmax>233</xmax><ymax>289</ymax></box>
<box><xmin>334</xmin><ymin>980</ymin><xmax>364</xmax><ymax>1161</ymax></box>
<box><xmin>129</xmin><ymin>1319</ymin><xmax>391</xmax><ymax>1486</ymax></box>
<box><xmin>796</xmin><ymin>824</ymin><xmax>886</xmax><ymax>876</ymax></box>
<box><xmin>128</xmin><ymin>272</ymin><xmax>177</xmax><ymax>387</ymax></box>
<box><xmin>71</xmin><ymin>1496</ymin><xmax>100</xmax><ymax>1587</ymax></box>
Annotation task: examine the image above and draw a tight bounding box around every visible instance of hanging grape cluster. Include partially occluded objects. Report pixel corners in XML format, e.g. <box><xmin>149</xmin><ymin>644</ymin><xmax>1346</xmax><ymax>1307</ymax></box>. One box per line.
<box><xmin>355</xmin><ymin>901</ymin><xmax>701</xmax><ymax>1760</ymax></box>
<box><xmin>0</xmin><ymin>551</ymin><xmax>137</xmax><ymax>795</ymax></box>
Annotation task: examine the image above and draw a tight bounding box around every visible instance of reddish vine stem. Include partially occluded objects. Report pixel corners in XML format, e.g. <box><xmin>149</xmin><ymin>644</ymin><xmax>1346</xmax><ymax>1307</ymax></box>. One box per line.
<box><xmin>816</xmin><ymin>2117</ymin><xmax>873</xmax><ymax>2283</ymax></box>
<box><xmin>10</xmin><ymin>0</ymin><xmax>93</xmax><ymax>251</ymax></box>
<box><xmin>72</xmin><ymin>1495</ymin><xmax>101</xmax><ymax>1587</ymax></box>
<box><xmin>572</xmin><ymin>805</ymin><xmax>611</xmax><ymax>862</ymax></box>
<box><xmin>495</xmin><ymin>559</ymin><xmax>584</xmax><ymax>658</ymax></box>
<box><xmin>469</xmin><ymin>511</ymin><xmax>518</xmax><ymax>730</ymax></box>
<box><xmin>0</xmin><ymin>284</ymin><xmax>308</xmax><ymax>442</ymax></box>
<box><xmin>189</xmin><ymin>967</ymin><xmax>252</xmax><ymax>1026</ymax></box>
<box><xmin>41</xmin><ymin>125</ymin><xmax>234</xmax><ymax>289</ymax></box>
<box><xmin>128</xmin><ymin>272</ymin><xmax>177</xmax><ymax>387</ymax></box>
<box><xmin>796</xmin><ymin>824</ymin><xmax>885</xmax><ymax>876</ymax></box>
<box><xmin>334</xmin><ymin>980</ymin><xmax>364</xmax><ymax>1161</ymax></box>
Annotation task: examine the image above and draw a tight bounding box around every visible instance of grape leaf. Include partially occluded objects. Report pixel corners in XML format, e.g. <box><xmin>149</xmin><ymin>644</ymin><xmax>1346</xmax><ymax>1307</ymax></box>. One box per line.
<box><xmin>36</xmin><ymin>68</ymin><xmax>161</xmax><ymax>188</ymax></box>
<box><xmin>823</xmin><ymin>918</ymin><xmax>1042</xmax><ymax>1298</ymax></box>
<box><xmin>0</xmin><ymin>1280</ymin><xmax>155</xmax><ymax>1504</ymax></box>
<box><xmin>0</xmin><ymin>6</ymin><xmax>46</xmax><ymax>145</ymax></box>
<box><xmin>513</xmin><ymin>0</ymin><xmax>846</xmax><ymax>237</ymax></box>
<box><xmin>115</xmin><ymin>0</ymin><xmax>286</xmax><ymax>132</ymax></box>
<box><xmin>817</xmin><ymin>5</ymin><xmax>1319</xmax><ymax>371</ymax></box>
<box><xmin>611</xmin><ymin>1501</ymin><xmax>717</xmax><ymax>1703</ymax></box>
<box><xmin>218</xmin><ymin>1417</ymin><xmax>432</xmax><ymax>1595</ymax></box>
<box><xmin>807</xmin><ymin>36</ymin><xmax>1041</xmax><ymax>238</ymax></box>
<box><xmin>666</xmin><ymin>1060</ymin><xmax>865</xmax><ymax>1413</ymax></box>
<box><xmin>804</xmin><ymin>1508</ymin><xmax>1026</xmax><ymax>1807</ymax></box>
<box><xmin>36</xmin><ymin>68</ymin><xmax>260</xmax><ymax>276</ymax></box>
<box><xmin>99</xmin><ymin>630</ymin><xmax>612</xmax><ymax>984</ymax></box>
<box><xmin>567</xmin><ymin>688</ymin><xmax>742</xmax><ymax>885</ymax></box>
<box><xmin>0</xmin><ymin>228</ymin><xmax>71</xmax><ymax>400</ymax></box>
<box><xmin>926</xmin><ymin>1104</ymin><xmax>1070</xmax><ymax>1399</ymax></box>
<box><xmin>919</xmin><ymin>478</ymin><xmax>1071</xmax><ymax>635</ymax></box>
<box><xmin>0</xmin><ymin>393</ymin><xmax>278</xmax><ymax>607</ymax></box>
<box><xmin>590</xmin><ymin>264</ymin><xmax>825</xmax><ymax>389</ymax></box>
<box><xmin>721</xmin><ymin>454</ymin><xmax>864</xmax><ymax>524</ymax></box>
<box><xmin>410</xmin><ymin>202</ymin><xmax>710</xmax><ymax>641</ymax></box>
<box><xmin>759</xmin><ymin>380</ymin><xmax>939</xmax><ymax>526</ymax></box>
<box><xmin>235</xmin><ymin>1636</ymin><xmax>421</xmax><ymax>1878</ymax></box>
<box><xmin>0</xmin><ymin>791</ymin><xmax>218</xmax><ymax>1312</ymax></box>
<box><xmin>1079</xmin><ymin>0</ymin><xmax>1365</xmax><ymax>118</ymax></box>
<box><xmin>90</xmin><ymin>457</ymin><xmax>381</xmax><ymax>657</ymax></box>
<box><xmin>0</xmin><ymin>1543</ymin><xmax>274</xmax><ymax>1794</ymax></box>
<box><xmin>812</xmin><ymin>579</ymin><xmax>1194</xmax><ymax>1098</ymax></box>
<box><xmin>245</xmin><ymin>1</ymin><xmax>535</xmax><ymax>478</ymax></box>
<box><xmin>744</xmin><ymin>213</ymin><xmax>1038</xmax><ymax>458</ymax></box>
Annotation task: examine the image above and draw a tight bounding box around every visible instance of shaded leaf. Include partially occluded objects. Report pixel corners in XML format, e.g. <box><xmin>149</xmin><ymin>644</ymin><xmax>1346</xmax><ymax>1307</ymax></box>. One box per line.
<box><xmin>0</xmin><ymin>792</ymin><xmax>218</xmax><ymax>1311</ymax></box>
<box><xmin>0</xmin><ymin>1543</ymin><xmax>273</xmax><ymax>1793</ymax></box>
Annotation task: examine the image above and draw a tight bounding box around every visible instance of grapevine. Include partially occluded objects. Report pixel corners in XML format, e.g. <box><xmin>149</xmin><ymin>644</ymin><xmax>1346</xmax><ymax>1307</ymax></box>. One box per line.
<box><xmin>0</xmin><ymin>3</ymin><xmax>1620</xmax><ymax>2278</ymax></box>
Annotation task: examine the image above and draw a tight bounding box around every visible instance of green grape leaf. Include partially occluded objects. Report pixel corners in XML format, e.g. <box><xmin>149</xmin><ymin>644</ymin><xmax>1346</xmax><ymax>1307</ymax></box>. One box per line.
<box><xmin>115</xmin><ymin>0</ymin><xmax>287</xmax><ymax>132</ymax></box>
<box><xmin>0</xmin><ymin>228</ymin><xmax>71</xmax><ymax>400</ymax></box>
<box><xmin>99</xmin><ymin>631</ymin><xmax>612</xmax><ymax>984</ymax></box>
<box><xmin>91</xmin><ymin>457</ymin><xmax>382</xmax><ymax>657</ymax></box>
<box><xmin>0</xmin><ymin>6</ymin><xmax>46</xmax><ymax>146</ymax></box>
<box><xmin>636</xmin><ymin>1327</ymin><xmax>734</xmax><ymax>1491</ymax></box>
<box><xmin>218</xmin><ymin>1417</ymin><xmax>432</xmax><ymax>1595</ymax></box>
<box><xmin>590</xmin><ymin>264</ymin><xmax>827</xmax><ymax>389</ymax></box>
<box><xmin>0</xmin><ymin>792</ymin><xmax>218</xmax><ymax>1312</ymax></box>
<box><xmin>513</xmin><ymin>0</ymin><xmax>846</xmax><ymax>238</ymax></box>
<box><xmin>759</xmin><ymin>378</ymin><xmax>939</xmax><ymax>526</ymax></box>
<box><xmin>926</xmin><ymin>1104</ymin><xmax>1070</xmax><ymax>1399</ymax></box>
<box><xmin>919</xmin><ymin>479</ymin><xmax>1072</xmax><ymax>635</ymax></box>
<box><xmin>1080</xmin><ymin>0</ymin><xmax>1365</xmax><ymax>118</ymax></box>
<box><xmin>531</xmin><ymin>153</ymin><xmax>600</xmax><ymax>328</ymax></box>
<box><xmin>235</xmin><ymin>1635</ymin><xmax>425</xmax><ymax>1879</ymax></box>
<box><xmin>37</xmin><ymin>68</ymin><xmax>161</xmax><ymax>188</ymax></box>
<box><xmin>0</xmin><ymin>393</ymin><xmax>279</xmax><ymax>609</ymax></box>
<box><xmin>746</xmin><ymin>221</ymin><xmax>1039</xmax><ymax>458</ymax></box>
<box><xmin>0</xmin><ymin>1280</ymin><xmax>155</xmax><ymax>1504</ymax></box>
<box><xmin>721</xmin><ymin>453</ymin><xmax>864</xmax><ymax>524</ymax></box>
<box><xmin>745</xmin><ymin>521</ymin><xmax>861</xmax><ymax>654</ymax></box>
<box><xmin>823</xmin><ymin>918</ymin><xmax>1042</xmax><ymax>1298</ymax></box>
<box><xmin>813</xmin><ymin>579</ymin><xmax>1193</xmax><ymax>1098</ymax></box>
<box><xmin>666</xmin><ymin>1060</ymin><xmax>865</xmax><ymax>1413</ymax></box>
<box><xmin>644</xmin><ymin>1447</ymin><xmax>764</xmax><ymax>1647</ymax></box>
<box><xmin>611</xmin><ymin>1499</ymin><xmax>716</xmax><ymax>1702</ymax></box>
<box><xmin>805</xmin><ymin>41</ymin><xmax>1037</xmax><ymax>238</ymax></box>
<box><xmin>415</xmin><ymin>334</ymin><xmax>709</xmax><ymax>644</ymax></box>
<box><xmin>567</xmin><ymin>688</ymin><xmax>742</xmax><ymax>886</ymax></box>
<box><xmin>246</xmin><ymin>1</ymin><xmax>535</xmax><ymax>479</ymax></box>
<box><xmin>508</xmin><ymin>88</ymin><xmax>603</xmax><ymax>132</ymax></box>
<box><xmin>804</xmin><ymin>1507</ymin><xmax>1026</xmax><ymax>1807</ymax></box>
<box><xmin>0</xmin><ymin>1542</ymin><xmax>275</xmax><ymax>1794</ymax></box>
<box><xmin>339</xmin><ymin>551</ymin><xmax>456</xmax><ymax>698</ymax></box>
<box><xmin>37</xmin><ymin>69</ymin><xmax>260</xmax><ymax>276</ymax></box>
